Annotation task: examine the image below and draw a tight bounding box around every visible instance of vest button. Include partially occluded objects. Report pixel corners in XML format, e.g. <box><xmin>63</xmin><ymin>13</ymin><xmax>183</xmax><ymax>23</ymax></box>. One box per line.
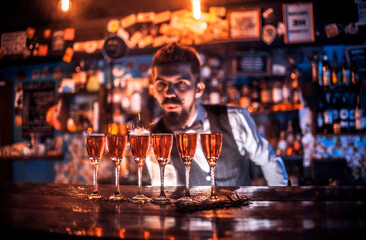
<box><xmin>206</xmin><ymin>176</ymin><xmax>211</xmax><ymax>181</ymax></box>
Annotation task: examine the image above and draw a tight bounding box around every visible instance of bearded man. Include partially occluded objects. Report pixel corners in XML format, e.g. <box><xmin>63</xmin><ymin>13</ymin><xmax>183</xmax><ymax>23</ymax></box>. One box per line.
<box><xmin>149</xmin><ymin>42</ymin><xmax>288</xmax><ymax>186</ymax></box>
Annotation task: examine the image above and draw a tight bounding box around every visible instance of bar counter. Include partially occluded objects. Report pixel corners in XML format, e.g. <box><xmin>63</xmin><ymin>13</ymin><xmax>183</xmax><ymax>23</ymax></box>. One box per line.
<box><xmin>1</xmin><ymin>182</ymin><xmax>366</xmax><ymax>239</ymax></box>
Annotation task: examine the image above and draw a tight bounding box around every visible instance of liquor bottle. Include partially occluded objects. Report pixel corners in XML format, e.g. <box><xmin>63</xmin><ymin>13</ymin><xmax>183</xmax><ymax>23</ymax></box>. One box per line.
<box><xmin>311</xmin><ymin>52</ymin><xmax>320</xmax><ymax>84</ymax></box>
<box><xmin>272</xmin><ymin>80</ymin><xmax>282</xmax><ymax>111</ymax></box>
<box><xmin>86</xmin><ymin>65</ymin><xmax>100</xmax><ymax>92</ymax></box>
<box><xmin>130</xmin><ymin>89</ymin><xmax>142</xmax><ymax>114</ymax></box>
<box><xmin>322</xmin><ymin>53</ymin><xmax>331</xmax><ymax>89</ymax></box>
<box><xmin>355</xmin><ymin>95</ymin><xmax>362</xmax><ymax>132</ymax></box>
<box><xmin>292</xmin><ymin>88</ymin><xmax>303</xmax><ymax>110</ymax></box>
<box><xmin>250</xmin><ymin>81</ymin><xmax>261</xmax><ymax>111</ymax></box>
<box><xmin>276</xmin><ymin>130</ymin><xmax>287</xmax><ymax>156</ymax></box>
<box><xmin>105</xmin><ymin>83</ymin><xmax>113</xmax><ymax>115</ymax></box>
<box><xmin>316</xmin><ymin>98</ymin><xmax>324</xmax><ymax>133</ymax></box>
<box><xmin>351</xmin><ymin>65</ymin><xmax>359</xmax><ymax>88</ymax></box>
<box><xmin>290</xmin><ymin>67</ymin><xmax>303</xmax><ymax>110</ymax></box>
<box><xmin>239</xmin><ymin>85</ymin><xmax>251</xmax><ymax>108</ymax></box>
<box><xmin>285</xmin><ymin>120</ymin><xmax>294</xmax><ymax>155</ymax></box>
<box><xmin>349</xmin><ymin>91</ymin><xmax>356</xmax><ymax>132</ymax></box>
<box><xmin>92</xmin><ymin>100</ymin><xmax>100</xmax><ymax>132</ymax></box>
<box><xmin>331</xmin><ymin>52</ymin><xmax>340</xmax><ymax>87</ymax></box>
<box><xmin>260</xmin><ymin>79</ymin><xmax>272</xmax><ymax>111</ymax></box>
<box><xmin>318</xmin><ymin>53</ymin><xmax>323</xmax><ymax>87</ymax></box>
<box><xmin>282</xmin><ymin>78</ymin><xmax>292</xmax><ymax>111</ymax></box>
<box><xmin>201</xmin><ymin>77</ymin><xmax>210</xmax><ymax>105</ymax></box>
<box><xmin>323</xmin><ymin>92</ymin><xmax>333</xmax><ymax>134</ymax></box>
<box><xmin>112</xmin><ymin>80</ymin><xmax>125</xmax><ymax>124</ymax></box>
<box><xmin>341</xmin><ymin>57</ymin><xmax>351</xmax><ymax>86</ymax></box>
<box><xmin>227</xmin><ymin>83</ymin><xmax>240</xmax><ymax>106</ymax></box>
<box><xmin>219</xmin><ymin>82</ymin><xmax>228</xmax><ymax>105</ymax></box>
<box><xmin>201</xmin><ymin>86</ymin><xmax>210</xmax><ymax>105</ymax></box>
<box><xmin>209</xmin><ymin>78</ymin><xmax>221</xmax><ymax>105</ymax></box>
<box><xmin>80</xmin><ymin>59</ymin><xmax>88</xmax><ymax>92</ymax></box>
<box><xmin>332</xmin><ymin>92</ymin><xmax>341</xmax><ymax>134</ymax></box>
<box><xmin>339</xmin><ymin>92</ymin><xmax>350</xmax><ymax>133</ymax></box>
<box><xmin>72</xmin><ymin>61</ymin><xmax>80</xmax><ymax>92</ymax></box>
<box><xmin>293</xmin><ymin>133</ymin><xmax>303</xmax><ymax>155</ymax></box>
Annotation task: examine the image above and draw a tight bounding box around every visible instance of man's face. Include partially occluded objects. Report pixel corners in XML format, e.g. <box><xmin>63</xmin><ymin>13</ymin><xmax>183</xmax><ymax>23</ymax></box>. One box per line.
<box><xmin>152</xmin><ymin>63</ymin><xmax>203</xmax><ymax>128</ymax></box>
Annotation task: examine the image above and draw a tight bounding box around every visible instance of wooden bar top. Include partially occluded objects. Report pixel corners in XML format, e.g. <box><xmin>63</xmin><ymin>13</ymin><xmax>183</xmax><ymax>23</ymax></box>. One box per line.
<box><xmin>1</xmin><ymin>182</ymin><xmax>366</xmax><ymax>239</ymax></box>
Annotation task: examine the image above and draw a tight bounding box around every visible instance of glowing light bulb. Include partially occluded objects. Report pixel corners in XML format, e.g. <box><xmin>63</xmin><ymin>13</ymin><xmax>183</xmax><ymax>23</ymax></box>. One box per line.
<box><xmin>192</xmin><ymin>0</ymin><xmax>201</xmax><ymax>20</ymax></box>
<box><xmin>60</xmin><ymin>0</ymin><xmax>70</xmax><ymax>12</ymax></box>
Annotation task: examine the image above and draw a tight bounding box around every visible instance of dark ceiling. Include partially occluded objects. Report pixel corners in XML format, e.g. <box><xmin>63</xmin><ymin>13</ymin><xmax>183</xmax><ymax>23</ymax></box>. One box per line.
<box><xmin>0</xmin><ymin>0</ymin><xmax>194</xmax><ymax>32</ymax></box>
<box><xmin>0</xmin><ymin>0</ymin><xmax>359</xmax><ymax>33</ymax></box>
<box><xmin>0</xmin><ymin>0</ymin><xmax>361</xmax><ymax>45</ymax></box>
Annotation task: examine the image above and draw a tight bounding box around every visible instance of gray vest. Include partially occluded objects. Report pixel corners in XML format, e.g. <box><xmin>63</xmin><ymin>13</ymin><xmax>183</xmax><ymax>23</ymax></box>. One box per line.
<box><xmin>151</xmin><ymin>105</ymin><xmax>251</xmax><ymax>186</ymax></box>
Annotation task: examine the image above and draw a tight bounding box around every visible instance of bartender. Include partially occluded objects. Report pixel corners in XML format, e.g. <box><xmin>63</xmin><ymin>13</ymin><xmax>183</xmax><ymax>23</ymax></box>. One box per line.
<box><xmin>149</xmin><ymin>42</ymin><xmax>288</xmax><ymax>186</ymax></box>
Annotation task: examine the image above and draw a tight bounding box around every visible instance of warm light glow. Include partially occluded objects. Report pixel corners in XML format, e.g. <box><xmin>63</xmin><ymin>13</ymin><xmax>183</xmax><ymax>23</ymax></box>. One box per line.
<box><xmin>108</xmin><ymin>123</ymin><xmax>118</xmax><ymax>134</ymax></box>
<box><xmin>144</xmin><ymin>231</ymin><xmax>150</xmax><ymax>239</ymax></box>
<box><xmin>276</xmin><ymin>149</ymin><xmax>281</xmax><ymax>156</ymax></box>
<box><xmin>192</xmin><ymin>0</ymin><xmax>201</xmax><ymax>20</ymax></box>
<box><xmin>60</xmin><ymin>0</ymin><xmax>70</xmax><ymax>12</ymax></box>
<box><xmin>95</xmin><ymin>227</ymin><xmax>103</xmax><ymax>237</ymax></box>
<box><xmin>119</xmin><ymin>228</ymin><xmax>126</xmax><ymax>239</ymax></box>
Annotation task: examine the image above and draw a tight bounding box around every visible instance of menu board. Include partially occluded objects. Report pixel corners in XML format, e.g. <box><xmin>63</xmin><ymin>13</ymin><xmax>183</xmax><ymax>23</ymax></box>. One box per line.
<box><xmin>347</xmin><ymin>45</ymin><xmax>366</xmax><ymax>73</ymax></box>
<box><xmin>1</xmin><ymin>31</ymin><xmax>26</xmax><ymax>55</ymax></box>
<box><xmin>234</xmin><ymin>54</ymin><xmax>270</xmax><ymax>75</ymax></box>
<box><xmin>22</xmin><ymin>81</ymin><xmax>55</xmax><ymax>138</ymax></box>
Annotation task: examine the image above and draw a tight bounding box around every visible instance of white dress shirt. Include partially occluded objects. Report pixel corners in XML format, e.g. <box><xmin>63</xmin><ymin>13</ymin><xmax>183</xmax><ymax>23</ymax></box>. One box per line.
<box><xmin>146</xmin><ymin>104</ymin><xmax>288</xmax><ymax>186</ymax></box>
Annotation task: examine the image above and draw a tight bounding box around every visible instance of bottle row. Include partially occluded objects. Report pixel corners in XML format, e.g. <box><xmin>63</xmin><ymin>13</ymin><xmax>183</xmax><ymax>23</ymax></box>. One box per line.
<box><xmin>276</xmin><ymin>120</ymin><xmax>303</xmax><ymax>156</ymax></box>
<box><xmin>315</xmin><ymin>90</ymin><xmax>365</xmax><ymax>134</ymax></box>
<box><xmin>201</xmin><ymin>76</ymin><xmax>303</xmax><ymax>112</ymax></box>
<box><xmin>59</xmin><ymin>59</ymin><xmax>105</xmax><ymax>93</ymax></box>
<box><xmin>311</xmin><ymin>51</ymin><xmax>359</xmax><ymax>90</ymax></box>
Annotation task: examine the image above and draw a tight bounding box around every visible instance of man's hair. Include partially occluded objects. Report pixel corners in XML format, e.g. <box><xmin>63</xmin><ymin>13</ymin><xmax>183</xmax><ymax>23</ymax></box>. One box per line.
<box><xmin>152</xmin><ymin>42</ymin><xmax>201</xmax><ymax>77</ymax></box>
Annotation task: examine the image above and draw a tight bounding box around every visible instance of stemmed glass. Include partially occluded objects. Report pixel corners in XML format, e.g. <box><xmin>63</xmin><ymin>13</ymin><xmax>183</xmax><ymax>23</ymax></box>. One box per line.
<box><xmin>107</xmin><ymin>133</ymin><xmax>127</xmax><ymax>201</ymax></box>
<box><xmin>200</xmin><ymin>133</ymin><xmax>222</xmax><ymax>201</ymax></box>
<box><xmin>152</xmin><ymin>133</ymin><xmax>173</xmax><ymax>204</ymax></box>
<box><xmin>85</xmin><ymin>133</ymin><xmax>106</xmax><ymax>200</ymax></box>
<box><xmin>129</xmin><ymin>133</ymin><xmax>151</xmax><ymax>203</ymax></box>
<box><xmin>176</xmin><ymin>133</ymin><xmax>198</xmax><ymax>203</ymax></box>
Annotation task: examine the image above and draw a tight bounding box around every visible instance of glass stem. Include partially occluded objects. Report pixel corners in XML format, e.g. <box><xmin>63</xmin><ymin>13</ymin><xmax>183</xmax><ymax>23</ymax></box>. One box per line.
<box><xmin>93</xmin><ymin>163</ymin><xmax>99</xmax><ymax>194</ymax></box>
<box><xmin>210</xmin><ymin>164</ymin><xmax>216</xmax><ymax>198</ymax></box>
<box><xmin>159</xmin><ymin>162</ymin><xmax>166</xmax><ymax>197</ymax></box>
<box><xmin>137</xmin><ymin>161</ymin><xmax>143</xmax><ymax>195</ymax></box>
<box><xmin>185</xmin><ymin>160</ymin><xmax>191</xmax><ymax>197</ymax></box>
<box><xmin>115</xmin><ymin>163</ymin><xmax>120</xmax><ymax>194</ymax></box>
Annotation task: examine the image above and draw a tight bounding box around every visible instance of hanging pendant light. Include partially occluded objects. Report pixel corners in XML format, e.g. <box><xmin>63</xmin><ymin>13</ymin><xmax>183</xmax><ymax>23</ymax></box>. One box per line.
<box><xmin>59</xmin><ymin>0</ymin><xmax>72</xmax><ymax>13</ymax></box>
<box><xmin>192</xmin><ymin>0</ymin><xmax>201</xmax><ymax>20</ymax></box>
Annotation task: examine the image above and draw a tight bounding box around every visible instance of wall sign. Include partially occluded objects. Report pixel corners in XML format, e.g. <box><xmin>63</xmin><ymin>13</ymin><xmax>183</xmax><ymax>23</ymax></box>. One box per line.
<box><xmin>229</xmin><ymin>8</ymin><xmax>261</xmax><ymax>40</ymax></box>
<box><xmin>283</xmin><ymin>3</ymin><xmax>315</xmax><ymax>44</ymax></box>
<box><xmin>22</xmin><ymin>81</ymin><xmax>55</xmax><ymax>138</ymax></box>
<box><xmin>1</xmin><ymin>31</ymin><xmax>26</xmax><ymax>55</ymax></box>
<box><xmin>347</xmin><ymin>45</ymin><xmax>366</xmax><ymax>73</ymax></box>
<box><xmin>52</xmin><ymin>30</ymin><xmax>65</xmax><ymax>52</ymax></box>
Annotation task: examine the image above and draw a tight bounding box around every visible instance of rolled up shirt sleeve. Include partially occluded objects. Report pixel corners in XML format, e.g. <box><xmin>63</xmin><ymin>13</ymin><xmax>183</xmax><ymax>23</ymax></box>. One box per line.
<box><xmin>227</xmin><ymin>106</ymin><xmax>288</xmax><ymax>186</ymax></box>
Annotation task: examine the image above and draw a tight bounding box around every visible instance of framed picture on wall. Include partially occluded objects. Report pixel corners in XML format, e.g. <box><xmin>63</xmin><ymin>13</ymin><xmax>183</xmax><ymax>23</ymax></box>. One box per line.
<box><xmin>229</xmin><ymin>8</ymin><xmax>261</xmax><ymax>40</ymax></box>
<box><xmin>283</xmin><ymin>3</ymin><xmax>315</xmax><ymax>44</ymax></box>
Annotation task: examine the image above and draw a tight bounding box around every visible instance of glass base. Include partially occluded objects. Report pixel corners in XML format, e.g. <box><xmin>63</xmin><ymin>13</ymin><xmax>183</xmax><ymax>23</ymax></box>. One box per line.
<box><xmin>204</xmin><ymin>195</ymin><xmax>220</xmax><ymax>203</ymax></box>
<box><xmin>129</xmin><ymin>194</ymin><xmax>152</xmax><ymax>204</ymax></box>
<box><xmin>153</xmin><ymin>195</ymin><xmax>173</xmax><ymax>205</ymax></box>
<box><xmin>88</xmin><ymin>192</ymin><xmax>102</xmax><ymax>200</ymax></box>
<box><xmin>176</xmin><ymin>196</ymin><xmax>200</xmax><ymax>204</ymax></box>
<box><xmin>109</xmin><ymin>192</ymin><xmax>125</xmax><ymax>201</ymax></box>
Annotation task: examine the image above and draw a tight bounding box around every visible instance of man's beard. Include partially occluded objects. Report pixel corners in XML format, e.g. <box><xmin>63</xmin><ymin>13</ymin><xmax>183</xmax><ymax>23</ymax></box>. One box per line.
<box><xmin>161</xmin><ymin>97</ymin><xmax>195</xmax><ymax>130</ymax></box>
<box><xmin>163</xmin><ymin>110</ymin><xmax>189</xmax><ymax>129</ymax></box>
